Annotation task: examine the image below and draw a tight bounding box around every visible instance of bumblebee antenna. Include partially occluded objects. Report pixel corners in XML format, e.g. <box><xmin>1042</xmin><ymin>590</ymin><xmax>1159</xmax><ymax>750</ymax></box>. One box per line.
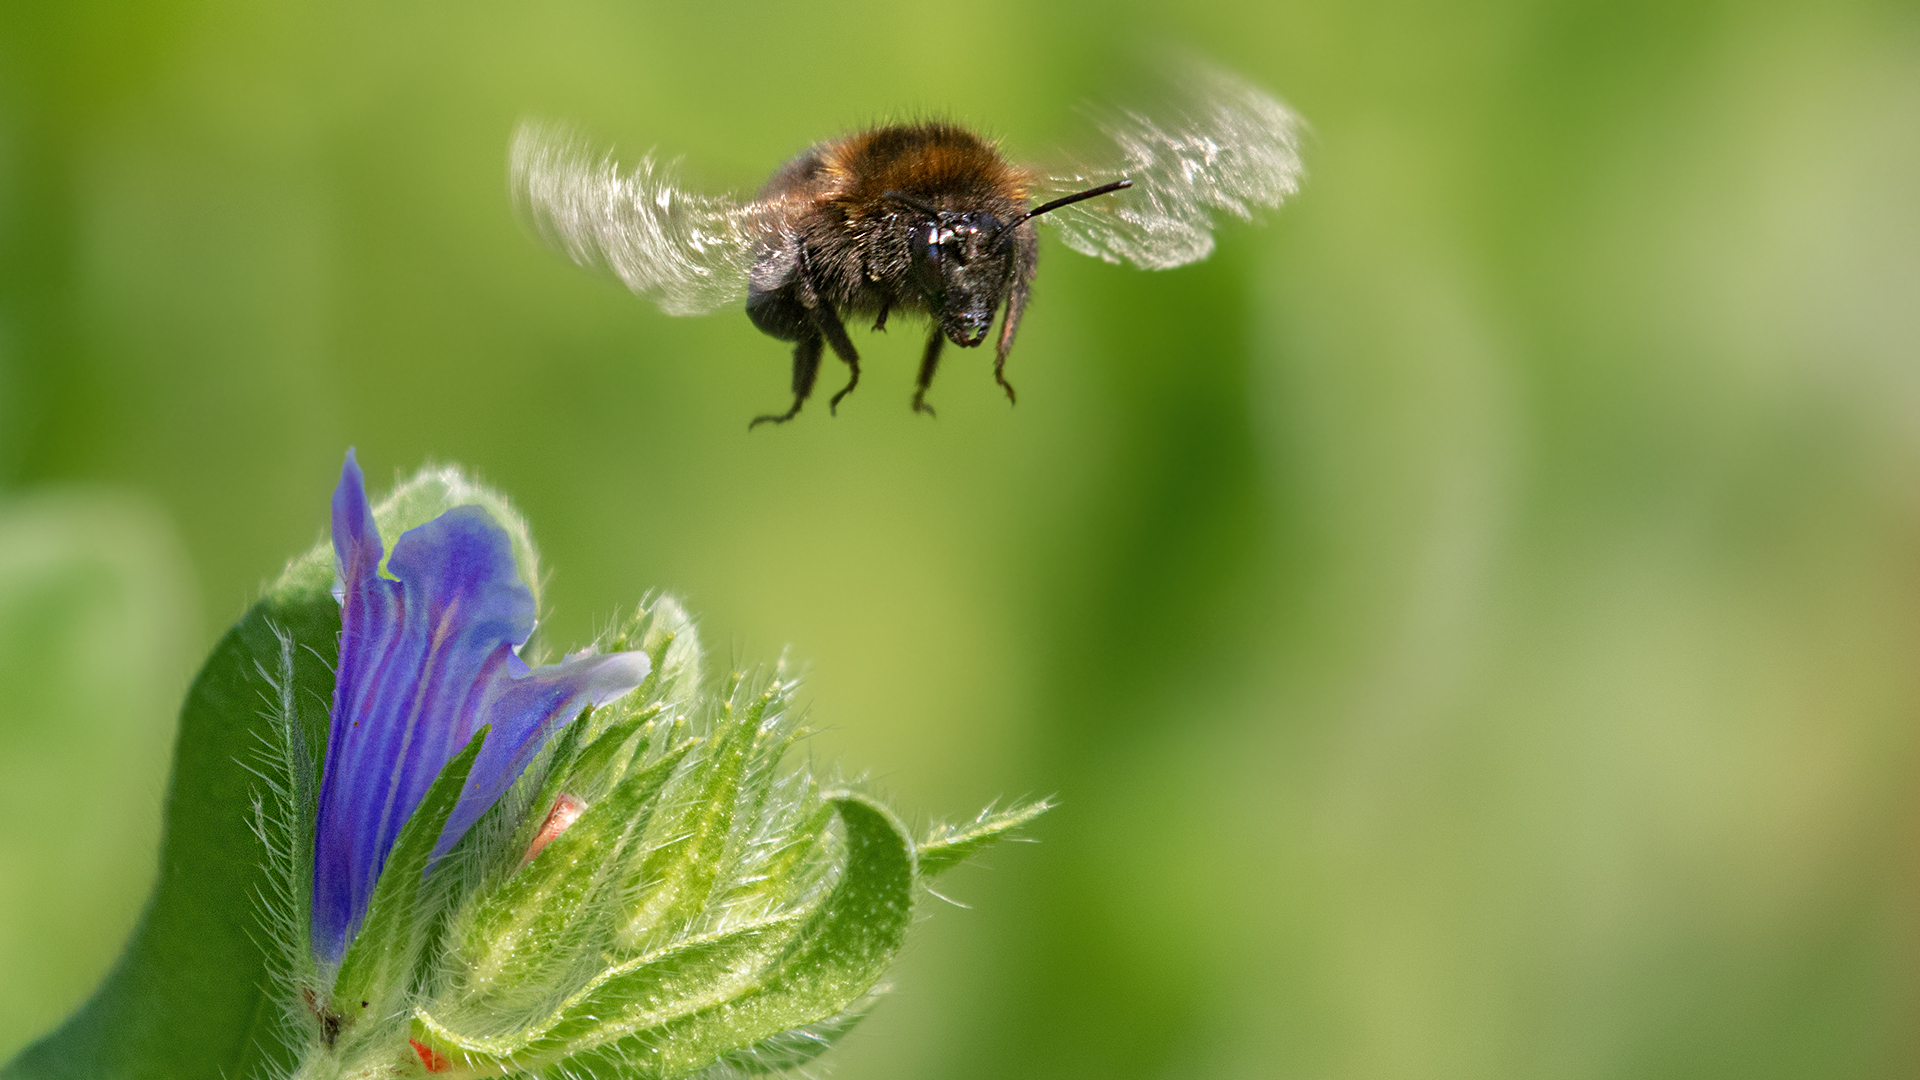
<box><xmin>994</xmin><ymin>179</ymin><xmax>1133</xmax><ymax>241</ymax></box>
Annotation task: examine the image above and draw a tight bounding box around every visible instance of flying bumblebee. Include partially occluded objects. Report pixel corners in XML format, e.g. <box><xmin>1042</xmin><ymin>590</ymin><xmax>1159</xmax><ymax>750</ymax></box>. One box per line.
<box><xmin>511</xmin><ymin>61</ymin><xmax>1304</xmax><ymax>427</ymax></box>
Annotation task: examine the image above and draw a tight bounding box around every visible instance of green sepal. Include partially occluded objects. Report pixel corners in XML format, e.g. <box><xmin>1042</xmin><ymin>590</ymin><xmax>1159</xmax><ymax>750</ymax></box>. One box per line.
<box><xmin>563</xmin><ymin>708</ymin><xmax>662</xmax><ymax>800</ymax></box>
<box><xmin>598</xmin><ymin>794</ymin><xmax>916</xmax><ymax>1077</ymax></box>
<box><xmin>717</xmin><ymin>795</ymin><xmax>831</xmax><ymax>916</ymax></box>
<box><xmin>443</xmin><ymin>739</ymin><xmax>697</xmax><ymax>1009</ymax></box>
<box><xmin>413</xmin><ymin>794</ymin><xmax>914</xmax><ymax>1079</ymax></box>
<box><xmin>328</xmin><ymin>727</ymin><xmax>489</xmax><ymax>1028</ymax></box>
<box><xmin>509</xmin><ymin>704</ymin><xmax>654</xmax><ymax>864</ymax></box>
<box><xmin>706</xmin><ymin>996</ymin><xmax>878</xmax><ymax>1076</ymax></box>
<box><xmin>915</xmin><ymin>799</ymin><xmax>1053</xmax><ymax>879</ymax></box>
<box><xmin>420</xmin><ymin>916</ymin><xmax>808</xmax><ymax>1067</ymax></box>
<box><xmin>624</xmin><ymin>596</ymin><xmax>702</xmax><ymax>714</ymax></box>
<box><xmin>623</xmin><ymin>681</ymin><xmax>783</xmax><ymax>939</ymax></box>
<box><xmin>504</xmin><ymin>705</ymin><xmax>597</xmax><ymax>859</ymax></box>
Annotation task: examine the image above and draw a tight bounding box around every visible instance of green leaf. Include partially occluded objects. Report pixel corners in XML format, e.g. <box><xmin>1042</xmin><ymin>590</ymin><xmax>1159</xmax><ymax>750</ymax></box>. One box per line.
<box><xmin>915</xmin><ymin>799</ymin><xmax>1053</xmax><ymax>879</ymax></box>
<box><xmin>0</xmin><ymin>586</ymin><xmax>340</xmax><ymax>1080</ymax></box>
<box><xmin>327</xmin><ymin>728</ymin><xmax>488</xmax><ymax>1031</ymax></box>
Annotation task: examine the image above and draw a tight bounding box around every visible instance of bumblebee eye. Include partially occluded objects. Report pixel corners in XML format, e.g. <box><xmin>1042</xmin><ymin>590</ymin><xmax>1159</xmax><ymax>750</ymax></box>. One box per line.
<box><xmin>916</xmin><ymin>225</ymin><xmax>943</xmax><ymax>268</ymax></box>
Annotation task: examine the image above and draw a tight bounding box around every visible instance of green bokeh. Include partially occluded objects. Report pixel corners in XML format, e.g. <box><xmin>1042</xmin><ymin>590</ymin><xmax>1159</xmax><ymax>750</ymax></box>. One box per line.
<box><xmin>3</xmin><ymin>0</ymin><xmax>1917</xmax><ymax>1076</ymax></box>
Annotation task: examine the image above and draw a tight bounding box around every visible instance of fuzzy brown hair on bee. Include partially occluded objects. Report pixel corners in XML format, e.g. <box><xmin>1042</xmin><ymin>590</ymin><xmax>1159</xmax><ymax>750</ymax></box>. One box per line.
<box><xmin>512</xmin><ymin>61</ymin><xmax>1305</xmax><ymax>427</ymax></box>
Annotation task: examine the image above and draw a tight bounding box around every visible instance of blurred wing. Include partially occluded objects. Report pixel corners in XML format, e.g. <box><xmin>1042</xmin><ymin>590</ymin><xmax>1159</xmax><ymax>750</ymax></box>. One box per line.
<box><xmin>1035</xmin><ymin>62</ymin><xmax>1306</xmax><ymax>270</ymax></box>
<box><xmin>510</xmin><ymin>121</ymin><xmax>790</xmax><ymax>316</ymax></box>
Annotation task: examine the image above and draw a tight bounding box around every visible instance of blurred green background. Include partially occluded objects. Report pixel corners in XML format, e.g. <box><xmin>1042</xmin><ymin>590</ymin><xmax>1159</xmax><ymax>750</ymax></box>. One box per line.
<box><xmin>4</xmin><ymin>0</ymin><xmax>1919</xmax><ymax>1076</ymax></box>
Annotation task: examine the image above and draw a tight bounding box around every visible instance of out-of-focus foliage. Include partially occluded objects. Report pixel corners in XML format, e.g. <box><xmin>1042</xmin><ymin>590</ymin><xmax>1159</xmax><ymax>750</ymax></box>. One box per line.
<box><xmin>0</xmin><ymin>495</ymin><xmax>197</xmax><ymax>1056</ymax></box>
<box><xmin>2</xmin><ymin>0</ymin><xmax>1917</xmax><ymax>1077</ymax></box>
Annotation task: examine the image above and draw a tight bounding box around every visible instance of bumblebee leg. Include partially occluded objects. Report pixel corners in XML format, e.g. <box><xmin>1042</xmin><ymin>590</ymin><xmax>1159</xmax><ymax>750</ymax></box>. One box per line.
<box><xmin>993</xmin><ymin>227</ymin><xmax>1036</xmax><ymax>407</ymax></box>
<box><xmin>911</xmin><ymin>330</ymin><xmax>945</xmax><ymax>417</ymax></box>
<box><xmin>829</xmin><ymin>362</ymin><xmax>862</xmax><ymax>414</ymax></box>
<box><xmin>750</xmin><ymin>335</ymin><xmax>824</xmax><ymax>429</ymax></box>
<box><xmin>992</xmin><ymin>351</ymin><xmax>1018</xmax><ymax>405</ymax></box>
<box><xmin>872</xmin><ymin>301</ymin><xmax>890</xmax><ymax>333</ymax></box>
<box><xmin>810</xmin><ymin>304</ymin><xmax>864</xmax><ymax>416</ymax></box>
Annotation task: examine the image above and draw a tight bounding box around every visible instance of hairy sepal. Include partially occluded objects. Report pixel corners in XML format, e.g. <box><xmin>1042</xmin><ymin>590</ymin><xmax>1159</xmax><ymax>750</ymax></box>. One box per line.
<box><xmin>916</xmin><ymin>798</ymin><xmax>1053</xmax><ymax>878</ymax></box>
<box><xmin>411</xmin><ymin>794</ymin><xmax>914</xmax><ymax>1079</ymax></box>
<box><xmin>441</xmin><ymin>739</ymin><xmax>697</xmax><ymax>1013</ymax></box>
<box><xmin>621</xmin><ymin>678</ymin><xmax>787</xmax><ymax>942</ymax></box>
<box><xmin>703</xmin><ymin>997</ymin><xmax>879</xmax><ymax>1077</ymax></box>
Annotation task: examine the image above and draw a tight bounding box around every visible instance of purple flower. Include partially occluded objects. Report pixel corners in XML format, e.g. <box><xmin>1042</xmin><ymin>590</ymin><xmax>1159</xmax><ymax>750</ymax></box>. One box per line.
<box><xmin>310</xmin><ymin>451</ymin><xmax>649</xmax><ymax>963</ymax></box>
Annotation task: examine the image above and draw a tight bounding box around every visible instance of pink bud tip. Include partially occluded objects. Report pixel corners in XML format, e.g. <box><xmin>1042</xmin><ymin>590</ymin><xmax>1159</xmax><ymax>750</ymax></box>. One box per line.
<box><xmin>410</xmin><ymin>1038</ymin><xmax>451</xmax><ymax>1073</ymax></box>
<box><xmin>523</xmin><ymin>793</ymin><xmax>587</xmax><ymax>864</ymax></box>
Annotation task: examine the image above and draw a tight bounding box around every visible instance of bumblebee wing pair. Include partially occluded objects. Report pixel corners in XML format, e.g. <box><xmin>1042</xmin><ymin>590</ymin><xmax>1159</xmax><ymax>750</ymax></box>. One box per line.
<box><xmin>510</xmin><ymin>60</ymin><xmax>1305</xmax><ymax>425</ymax></box>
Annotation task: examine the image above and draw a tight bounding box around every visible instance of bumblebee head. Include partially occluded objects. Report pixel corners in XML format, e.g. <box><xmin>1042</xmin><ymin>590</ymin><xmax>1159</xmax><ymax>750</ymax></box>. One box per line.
<box><xmin>905</xmin><ymin>208</ymin><xmax>1015</xmax><ymax>348</ymax></box>
<box><xmin>887</xmin><ymin>180</ymin><xmax>1132</xmax><ymax>349</ymax></box>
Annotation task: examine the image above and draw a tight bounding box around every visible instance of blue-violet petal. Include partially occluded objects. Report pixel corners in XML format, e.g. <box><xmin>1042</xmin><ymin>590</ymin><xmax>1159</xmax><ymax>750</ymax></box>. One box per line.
<box><xmin>310</xmin><ymin>450</ymin><xmax>649</xmax><ymax>962</ymax></box>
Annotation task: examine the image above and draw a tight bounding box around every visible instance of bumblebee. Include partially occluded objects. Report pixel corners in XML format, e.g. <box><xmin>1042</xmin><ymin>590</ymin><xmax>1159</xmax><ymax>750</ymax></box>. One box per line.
<box><xmin>512</xmin><ymin>61</ymin><xmax>1303</xmax><ymax>426</ymax></box>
